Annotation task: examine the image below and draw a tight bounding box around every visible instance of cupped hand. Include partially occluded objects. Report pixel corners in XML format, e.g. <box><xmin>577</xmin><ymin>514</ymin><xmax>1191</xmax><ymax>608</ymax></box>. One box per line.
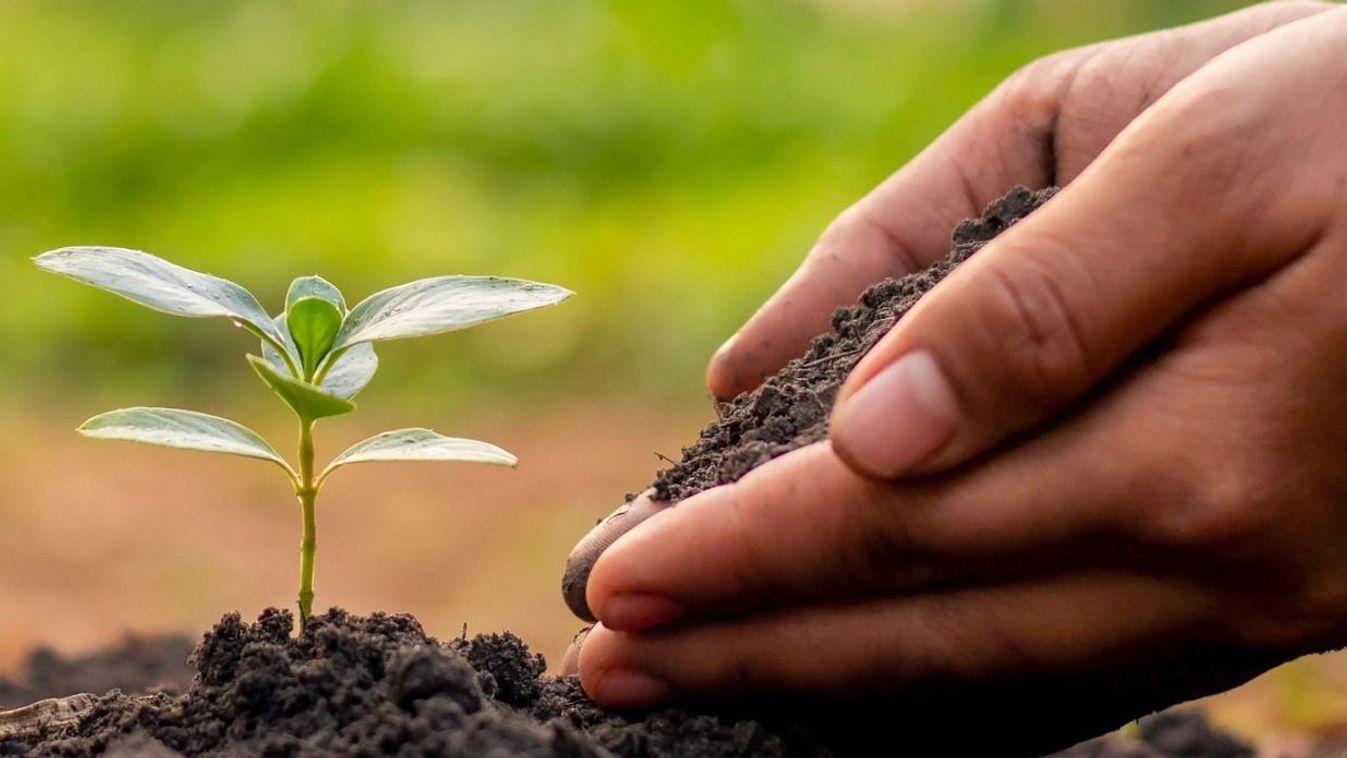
<box><xmin>562</xmin><ymin>1</ymin><xmax>1338</xmax><ymax>624</ymax></box>
<box><xmin>567</xmin><ymin>2</ymin><xmax>1347</xmax><ymax>716</ymax></box>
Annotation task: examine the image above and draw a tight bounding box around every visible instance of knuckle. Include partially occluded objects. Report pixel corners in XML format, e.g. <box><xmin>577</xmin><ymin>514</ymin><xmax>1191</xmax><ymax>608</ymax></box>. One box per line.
<box><xmin>816</xmin><ymin>209</ymin><xmax>863</xmax><ymax>249</ymax></box>
<box><xmin>1140</xmin><ymin>456</ymin><xmax>1280</xmax><ymax>551</ymax></box>
<box><xmin>1067</xmin><ymin>46</ymin><xmax>1162</xmax><ymax>116</ymax></box>
<box><xmin>1133</xmin><ymin>77</ymin><xmax>1274</xmax><ymax>191</ymax></box>
<box><xmin>975</xmin><ymin>250</ymin><xmax>1094</xmax><ymax>409</ymax></box>
<box><xmin>841</xmin><ymin>485</ymin><xmax>934</xmax><ymax>592</ymax></box>
<box><xmin>811</xmin><ymin>209</ymin><xmax>873</xmax><ymax>265</ymax></box>
<box><xmin>845</xmin><ymin>484</ymin><xmax>953</xmax><ymax>595</ymax></box>
<box><xmin>797</xmin><ymin>211</ymin><xmax>873</xmax><ymax>280</ymax></box>
<box><xmin>996</xmin><ymin>51</ymin><xmax>1076</xmax><ymax>125</ymax></box>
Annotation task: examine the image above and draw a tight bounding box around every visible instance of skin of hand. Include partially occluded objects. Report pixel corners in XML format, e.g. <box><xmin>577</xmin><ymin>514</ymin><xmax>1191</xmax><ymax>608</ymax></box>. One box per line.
<box><xmin>562</xmin><ymin>0</ymin><xmax>1347</xmax><ymax>714</ymax></box>
<box><xmin>560</xmin><ymin>1</ymin><xmax>1341</xmax><ymax>624</ymax></box>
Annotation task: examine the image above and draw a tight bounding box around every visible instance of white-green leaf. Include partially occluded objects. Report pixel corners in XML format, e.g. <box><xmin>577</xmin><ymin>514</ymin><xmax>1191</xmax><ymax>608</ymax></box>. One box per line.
<box><xmin>34</xmin><ymin>247</ymin><xmax>287</xmax><ymax>349</ymax></box>
<box><xmin>79</xmin><ymin>407</ymin><xmax>293</xmax><ymax>475</ymax></box>
<box><xmin>262</xmin><ymin>313</ymin><xmax>302</xmax><ymax>377</ymax></box>
<box><xmin>332</xmin><ymin>276</ymin><xmax>571</xmax><ymax>350</ymax></box>
<box><xmin>320</xmin><ymin>428</ymin><xmax>516</xmax><ymax>482</ymax></box>
<box><xmin>286</xmin><ymin>275</ymin><xmax>346</xmax><ymax>313</ymax></box>
<box><xmin>319</xmin><ymin>343</ymin><xmax>378</xmax><ymax>399</ymax></box>
<box><xmin>248</xmin><ymin>355</ymin><xmax>355</xmax><ymax>421</ymax></box>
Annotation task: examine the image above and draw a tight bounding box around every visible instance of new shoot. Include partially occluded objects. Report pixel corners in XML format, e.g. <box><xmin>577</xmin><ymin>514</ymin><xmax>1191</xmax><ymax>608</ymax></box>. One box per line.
<box><xmin>34</xmin><ymin>246</ymin><xmax>570</xmax><ymax>630</ymax></box>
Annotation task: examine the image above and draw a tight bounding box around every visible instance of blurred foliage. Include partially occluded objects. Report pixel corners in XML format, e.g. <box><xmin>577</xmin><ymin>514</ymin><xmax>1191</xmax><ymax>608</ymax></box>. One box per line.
<box><xmin>0</xmin><ymin>0</ymin><xmax>1259</xmax><ymax>412</ymax></box>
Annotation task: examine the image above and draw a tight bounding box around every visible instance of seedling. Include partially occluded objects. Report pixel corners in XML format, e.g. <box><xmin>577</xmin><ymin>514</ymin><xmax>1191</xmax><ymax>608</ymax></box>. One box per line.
<box><xmin>33</xmin><ymin>247</ymin><xmax>570</xmax><ymax>629</ymax></box>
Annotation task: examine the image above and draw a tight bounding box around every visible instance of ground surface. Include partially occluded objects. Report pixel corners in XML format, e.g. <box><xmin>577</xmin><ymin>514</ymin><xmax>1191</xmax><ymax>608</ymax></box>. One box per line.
<box><xmin>0</xmin><ymin>608</ymin><xmax>1263</xmax><ymax>757</ymax></box>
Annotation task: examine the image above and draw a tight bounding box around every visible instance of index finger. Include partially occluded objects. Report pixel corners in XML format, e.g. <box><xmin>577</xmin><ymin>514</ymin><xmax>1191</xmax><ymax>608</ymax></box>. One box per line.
<box><xmin>705</xmin><ymin>53</ymin><xmax>1071</xmax><ymax>399</ymax></box>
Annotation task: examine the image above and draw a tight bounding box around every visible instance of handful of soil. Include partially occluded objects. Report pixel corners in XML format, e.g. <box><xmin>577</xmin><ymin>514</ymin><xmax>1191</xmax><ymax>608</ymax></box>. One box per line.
<box><xmin>651</xmin><ymin>185</ymin><xmax>1054</xmax><ymax>500</ymax></box>
<box><xmin>563</xmin><ymin>186</ymin><xmax>1058</xmax><ymax>619</ymax></box>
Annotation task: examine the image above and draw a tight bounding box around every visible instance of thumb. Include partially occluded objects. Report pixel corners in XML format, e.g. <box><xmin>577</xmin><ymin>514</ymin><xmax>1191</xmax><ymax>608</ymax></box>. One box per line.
<box><xmin>830</xmin><ymin>70</ymin><xmax>1324</xmax><ymax>479</ymax></box>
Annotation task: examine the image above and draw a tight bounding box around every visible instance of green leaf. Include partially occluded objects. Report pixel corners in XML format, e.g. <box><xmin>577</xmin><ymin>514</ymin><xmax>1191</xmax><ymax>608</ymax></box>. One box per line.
<box><xmin>332</xmin><ymin>276</ymin><xmax>571</xmax><ymax>350</ymax></box>
<box><xmin>320</xmin><ymin>343</ymin><xmax>379</xmax><ymax>399</ymax></box>
<box><xmin>264</xmin><ymin>319</ymin><xmax>377</xmax><ymax>399</ymax></box>
<box><xmin>79</xmin><ymin>407</ymin><xmax>293</xmax><ymax>475</ymax></box>
<box><xmin>320</xmin><ymin>428</ymin><xmax>516</xmax><ymax>482</ymax></box>
<box><xmin>248</xmin><ymin>355</ymin><xmax>355</xmax><ymax>421</ymax></box>
<box><xmin>286</xmin><ymin>296</ymin><xmax>342</xmax><ymax>379</ymax></box>
<box><xmin>34</xmin><ymin>246</ymin><xmax>287</xmax><ymax>350</ymax></box>
<box><xmin>286</xmin><ymin>275</ymin><xmax>346</xmax><ymax>313</ymax></box>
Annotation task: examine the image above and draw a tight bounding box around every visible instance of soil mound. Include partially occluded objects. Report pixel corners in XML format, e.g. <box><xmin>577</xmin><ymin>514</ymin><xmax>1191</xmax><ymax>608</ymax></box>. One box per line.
<box><xmin>2</xmin><ymin>609</ymin><xmax>1252</xmax><ymax>757</ymax></box>
<box><xmin>4</xmin><ymin>608</ymin><xmax>825</xmax><ymax>757</ymax></box>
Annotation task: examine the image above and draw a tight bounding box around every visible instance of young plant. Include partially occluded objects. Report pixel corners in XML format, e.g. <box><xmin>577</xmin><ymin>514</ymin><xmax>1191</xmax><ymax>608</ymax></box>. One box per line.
<box><xmin>34</xmin><ymin>247</ymin><xmax>570</xmax><ymax>629</ymax></box>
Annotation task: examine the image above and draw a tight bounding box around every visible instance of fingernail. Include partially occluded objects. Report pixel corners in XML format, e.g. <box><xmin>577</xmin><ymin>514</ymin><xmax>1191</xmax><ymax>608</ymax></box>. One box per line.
<box><xmin>561</xmin><ymin>627</ymin><xmax>591</xmax><ymax>676</ymax></box>
<box><xmin>564</xmin><ymin>492</ymin><xmax>674</xmax><ymax>623</ymax></box>
<box><xmin>832</xmin><ymin>350</ymin><xmax>957</xmax><ymax>477</ymax></box>
<box><xmin>594</xmin><ymin>668</ymin><xmax>673</xmax><ymax>708</ymax></box>
<box><xmin>599</xmin><ymin>593</ymin><xmax>684</xmax><ymax>631</ymax></box>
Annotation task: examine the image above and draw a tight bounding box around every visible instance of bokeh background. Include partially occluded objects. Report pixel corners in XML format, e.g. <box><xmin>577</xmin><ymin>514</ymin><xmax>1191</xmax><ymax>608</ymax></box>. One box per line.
<box><xmin>2</xmin><ymin>0</ymin><xmax>1344</xmax><ymax>752</ymax></box>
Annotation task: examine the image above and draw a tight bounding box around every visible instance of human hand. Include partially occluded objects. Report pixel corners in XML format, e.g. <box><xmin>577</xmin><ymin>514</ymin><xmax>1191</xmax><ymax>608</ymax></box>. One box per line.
<box><xmin>561</xmin><ymin>1</ymin><xmax>1336</xmax><ymax>623</ymax></box>
<box><xmin>567</xmin><ymin>2</ymin><xmax>1347</xmax><ymax>722</ymax></box>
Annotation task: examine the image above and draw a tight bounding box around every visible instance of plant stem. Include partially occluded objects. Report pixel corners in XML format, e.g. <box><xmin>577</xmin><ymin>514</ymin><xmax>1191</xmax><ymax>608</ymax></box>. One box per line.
<box><xmin>296</xmin><ymin>416</ymin><xmax>317</xmax><ymax>632</ymax></box>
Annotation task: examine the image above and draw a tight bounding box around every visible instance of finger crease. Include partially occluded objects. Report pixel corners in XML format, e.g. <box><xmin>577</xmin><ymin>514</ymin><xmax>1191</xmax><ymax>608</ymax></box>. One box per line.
<box><xmin>723</xmin><ymin>484</ymin><xmax>775</xmax><ymax>600</ymax></box>
<box><xmin>1045</xmin><ymin>49</ymin><xmax>1099</xmax><ymax>184</ymax></box>
<box><xmin>859</xmin><ymin>212</ymin><xmax>922</xmax><ymax>273</ymax></box>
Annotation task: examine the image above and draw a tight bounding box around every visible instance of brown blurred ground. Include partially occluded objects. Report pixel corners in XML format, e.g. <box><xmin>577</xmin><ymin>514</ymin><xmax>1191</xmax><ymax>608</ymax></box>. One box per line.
<box><xmin>0</xmin><ymin>398</ymin><xmax>707</xmax><ymax>677</ymax></box>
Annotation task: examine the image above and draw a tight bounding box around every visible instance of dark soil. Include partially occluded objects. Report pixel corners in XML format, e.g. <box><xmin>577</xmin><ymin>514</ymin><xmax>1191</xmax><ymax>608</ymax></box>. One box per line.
<box><xmin>651</xmin><ymin>185</ymin><xmax>1055</xmax><ymax>501</ymax></box>
<box><xmin>2</xmin><ymin>609</ymin><xmax>1255</xmax><ymax>758</ymax></box>
<box><xmin>2</xmin><ymin>188</ymin><xmax>1265</xmax><ymax>756</ymax></box>
<box><xmin>4</xmin><ymin>609</ymin><xmax>832</xmax><ymax>757</ymax></box>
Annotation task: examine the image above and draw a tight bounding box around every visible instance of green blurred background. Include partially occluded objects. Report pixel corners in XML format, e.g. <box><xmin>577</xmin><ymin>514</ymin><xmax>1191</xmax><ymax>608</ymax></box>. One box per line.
<box><xmin>0</xmin><ymin>0</ymin><xmax>1267</xmax><ymax>408</ymax></box>
<box><xmin>5</xmin><ymin>0</ymin><xmax>1345</xmax><ymax>751</ymax></box>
